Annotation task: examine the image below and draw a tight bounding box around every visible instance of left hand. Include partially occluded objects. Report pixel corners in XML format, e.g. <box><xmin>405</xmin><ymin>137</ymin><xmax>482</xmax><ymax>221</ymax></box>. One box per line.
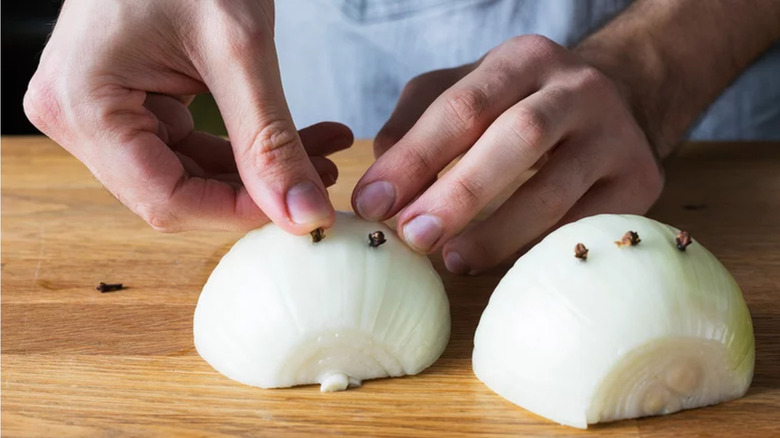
<box><xmin>352</xmin><ymin>35</ymin><xmax>663</xmax><ymax>274</ymax></box>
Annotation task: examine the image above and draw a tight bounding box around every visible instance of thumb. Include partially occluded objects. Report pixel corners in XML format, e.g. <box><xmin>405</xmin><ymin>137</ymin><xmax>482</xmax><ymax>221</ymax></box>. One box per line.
<box><xmin>200</xmin><ymin>17</ymin><xmax>333</xmax><ymax>234</ymax></box>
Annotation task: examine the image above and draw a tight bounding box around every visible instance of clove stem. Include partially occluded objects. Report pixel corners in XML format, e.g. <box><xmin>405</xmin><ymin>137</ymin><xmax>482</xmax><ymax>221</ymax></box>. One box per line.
<box><xmin>96</xmin><ymin>282</ymin><xmax>124</xmax><ymax>293</ymax></box>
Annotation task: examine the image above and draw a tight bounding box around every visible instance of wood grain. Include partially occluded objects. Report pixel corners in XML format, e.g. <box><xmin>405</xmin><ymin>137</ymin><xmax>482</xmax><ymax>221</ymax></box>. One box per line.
<box><xmin>2</xmin><ymin>137</ymin><xmax>779</xmax><ymax>437</ymax></box>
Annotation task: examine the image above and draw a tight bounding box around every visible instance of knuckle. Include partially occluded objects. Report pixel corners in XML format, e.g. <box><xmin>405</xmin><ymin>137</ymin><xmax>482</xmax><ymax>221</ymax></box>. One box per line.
<box><xmin>138</xmin><ymin>206</ymin><xmax>181</xmax><ymax>233</ymax></box>
<box><xmin>255</xmin><ymin>120</ymin><xmax>299</xmax><ymax>154</ymax></box>
<box><xmin>227</xmin><ymin>27</ymin><xmax>266</xmax><ymax>58</ymax></box>
<box><xmin>479</xmin><ymin>51</ymin><xmax>515</xmax><ymax>80</ymax></box>
<box><xmin>96</xmin><ymin>107</ymin><xmax>159</xmax><ymax>145</ymax></box>
<box><xmin>448</xmin><ymin>175</ymin><xmax>484</xmax><ymax>213</ymax></box>
<box><xmin>396</xmin><ymin>146</ymin><xmax>434</xmax><ymax>182</ymax></box>
<box><xmin>23</xmin><ymin>76</ymin><xmax>61</xmax><ymax>131</ymax></box>
<box><xmin>503</xmin><ymin>35</ymin><xmax>530</xmax><ymax>51</ymax></box>
<box><xmin>245</xmin><ymin>120</ymin><xmax>303</xmax><ymax>171</ymax></box>
<box><xmin>578</xmin><ymin>65</ymin><xmax>607</xmax><ymax>85</ymax></box>
<box><xmin>212</xmin><ymin>7</ymin><xmax>269</xmax><ymax>58</ymax></box>
<box><xmin>480</xmin><ymin>55</ymin><xmax>511</xmax><ymax>79</ymax></box>
<box><xmin>483</xmin><ymin>43</ymin><xmax>506</xmax><ymax>62</ymax></box>
<box><xmin>509</xmin><ymin>108</ymin><xmax>550</xmax><ymax>151</ymax></box>
<box><xmin>575</xmin><ymin>65</ymin><xmax>614</xmax><ymax>96</ymax></box>
<box><xmin>506</xmin><ymin>34</ymin><xmax>560</xmax><ymax>60</ymax></box>
<box><xmin>85</xmin><ymin>86</ymin><xmax>157</xmax><ymax>139</ymax></box>
<box><xmin>526</xmin><ymin>34</ymin><xmax>559</xmax><ymax>53</ymax></box>
<box><xmin>535</xmin><ymin>183</ymin><xmax>568</xmax><ymax>220</ymax></box>
<box><xmin>444</xmin><ymin>87</ymin><xmax>490</xmax><ymax>130</ymax></box>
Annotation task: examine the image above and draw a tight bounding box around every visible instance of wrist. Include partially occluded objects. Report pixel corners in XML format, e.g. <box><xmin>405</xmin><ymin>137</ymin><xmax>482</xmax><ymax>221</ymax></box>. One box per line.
<box><xmin>574</xmin><ymin>34</ymin><xmax>674</xmax><ymax>160</ymax></box>
<box><xmin>574</xmin><ymin>0</ymin><xmax>780</xmax><ymax>160</ymax></box>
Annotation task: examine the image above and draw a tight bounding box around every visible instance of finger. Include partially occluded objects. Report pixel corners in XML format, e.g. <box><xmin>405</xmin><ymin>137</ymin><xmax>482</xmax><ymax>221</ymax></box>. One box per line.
<box><xmin>504</xmin><ymin>178</ymin><xmax>659</xmax><ymax>266</ymax></box>
<box><xmin>374</xmin><ymin>67</ymin><xmax>465</xmax><ymax>158</ymax></box>
<box><xmin>170</xmin><ymin>124</ymin><xmax>351</xmax><ymax>176</ymax></box>
<box><xmin>440</xmin><ymin>139</ymin><xmax>606</xmax><ymax>273</ymax></box>
<box><xmin>188</xmin><ymin>155</ymin><xmax>339</xmax><ymax>192</ymax></box>
<box><xmin>143</xmin><ymin>94</ymin><xmax>194</xmax><ymax>144</ymax></box>
<box><xmin>143</xmin><ymin>93</ymin><xmax>239</xmax><ymax>175</ymax></box>
<box><xmin>397</xmin><ymin>87</ymin><xmax>579</xmax><ymax>253</ymax></box>
<box><xmin>298</xmin><ymin>121</ymin><xmax>354</xmax><ymax>156</ymax></box>
<box><xmin>310</xmin><ymin>156</ymin><xmax>339</xmax><ymax>186</ymax></box>
<box><xmin>76</xmin><ymin>86</ymin><xmax>268</xmax><ymax>231</ymax></box>
<box><xmin>173</xmin><ymin>151</ymin><xmax>207</xmax><ymax>178</ymax></box>
<box><xmin>173</xmin><ymin>149</ymin><xmax>337</xmax><ymax>185</ymax></box>
<box><xmin>170</xmin><ymin>131</ymin><xmax>237</xmax><ymax>174</ymax></box>
<box><xmin>199</xmin><ymin>10</ymin><xmax>334</xmax><ymax>233</ymax></box>
<box><xmin>353</xmin><ymin>56</ymin><xmax>543</xmax><ymax>221</ymax></box>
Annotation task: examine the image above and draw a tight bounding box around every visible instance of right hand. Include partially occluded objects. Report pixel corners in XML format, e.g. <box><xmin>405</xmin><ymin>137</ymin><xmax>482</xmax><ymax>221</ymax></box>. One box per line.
<box><xmin>24</xmin><ymin>0</ymin><xmax>352</xmax><ymax>233</ymax></box>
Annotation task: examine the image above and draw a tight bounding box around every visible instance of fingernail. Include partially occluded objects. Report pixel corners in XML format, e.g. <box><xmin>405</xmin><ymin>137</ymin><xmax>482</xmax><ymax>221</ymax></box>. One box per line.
<box><xmin>356</xmin><ymin>181</ymin><xmax>395</xmax><ymax>220</ymax></box>
<box><xmin>402</xmin><ymin>215</ymin><xmax>443</xmax><ymax>252</ymax></box>
<box><xmin>286</xmin><ymin>180</ymin><xmax>331</xmax><ymax>225</ymax></box>
<box><xmin>444</xmin><ymin>251</ymin><xmax>470</xmax><ymax>274</ymax></box>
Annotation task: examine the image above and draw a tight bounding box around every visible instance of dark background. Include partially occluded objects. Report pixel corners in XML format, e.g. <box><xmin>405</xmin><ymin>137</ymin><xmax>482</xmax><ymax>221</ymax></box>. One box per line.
<box><xmin>1</xmin><ymin>1</ymin><xmax>226</xmax><ymax>136</ymax></box>
<box><xmin>2</xmin><ymin>1</ymin><xmax>60</xmax><ymax>134</ymax></box>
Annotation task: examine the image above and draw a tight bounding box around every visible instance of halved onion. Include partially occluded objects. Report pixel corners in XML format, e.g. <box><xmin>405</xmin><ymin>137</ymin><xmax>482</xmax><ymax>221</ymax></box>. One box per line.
<box><xmin>473</xmin><ymin>214</ymin><xmax>754</xmax><ymax>428</ymax></box>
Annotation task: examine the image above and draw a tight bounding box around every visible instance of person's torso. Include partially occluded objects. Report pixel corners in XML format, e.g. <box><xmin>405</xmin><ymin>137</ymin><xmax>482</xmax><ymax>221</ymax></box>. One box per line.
<box><xmin>275</xmin><ymin>0</ymin><xmax>780</xmax><ymax>140</ymax></box>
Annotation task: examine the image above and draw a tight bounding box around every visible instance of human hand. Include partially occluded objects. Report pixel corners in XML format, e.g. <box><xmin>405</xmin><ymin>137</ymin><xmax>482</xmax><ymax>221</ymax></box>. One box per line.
<box><xmin>352</xmin><ymin>35</ymin><xmax>663</xmax><ymax>274</ymax></box>
<box><xmin>24</xmin><ymin>0</ymin><xmax>351</xmax><ymax>233</ymax></box>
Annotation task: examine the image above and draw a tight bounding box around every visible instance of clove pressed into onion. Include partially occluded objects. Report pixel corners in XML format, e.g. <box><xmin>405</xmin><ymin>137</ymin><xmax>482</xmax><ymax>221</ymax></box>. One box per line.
<box><xmin>194</xmin><ymin>212</ymin><xmax>451</xmax><ymax>392</ymax></box>
<box><xmin>473</xmin><ymin>214</ymin><xmax>754</xmax><ymax>428</ymax></box>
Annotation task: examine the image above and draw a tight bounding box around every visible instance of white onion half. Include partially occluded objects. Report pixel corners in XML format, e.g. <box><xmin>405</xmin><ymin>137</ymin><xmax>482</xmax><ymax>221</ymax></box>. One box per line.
<box><xmin>473</xmin><ymin>214</ymin><xmax>754</xmax><ymax>428</ymax></box>
<box><xmin>194</xmin><ymin>212</ymin><xmax>450</xmax><ymax>391</ymax></box>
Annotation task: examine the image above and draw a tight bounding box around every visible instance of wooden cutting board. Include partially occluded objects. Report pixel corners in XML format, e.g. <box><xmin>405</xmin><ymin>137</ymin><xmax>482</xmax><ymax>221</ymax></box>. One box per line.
<box><xmin>2</xmin><ymin>137</ymin><xmax>779</xmax><ymax>437</ymax></box>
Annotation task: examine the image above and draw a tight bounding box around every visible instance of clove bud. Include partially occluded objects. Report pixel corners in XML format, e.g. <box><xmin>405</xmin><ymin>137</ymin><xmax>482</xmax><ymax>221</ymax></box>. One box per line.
<box><xmin>97</xmin><ymin>282</ymin><xmax>124</xmax><ymax>293</ymax></box>
<box><xmin>675</xmin><ymin>231</ymin><xmax>693</xmax><ymax>251</ymax></box>
<box><xmin>615</xmin><ymin>231</ymin><xmax>641</xmax><ymax>248</ymax></box>
<box><xmin>310</xmin><ymin>227</ymin><xmax>325</xmax><ymax>243</ymax></box>
<box><xmin>574</xmin><ymin>243</ymin><xmax>589</xmax><ymax>261</ymax></box>
<box><xmin>368</xmin><ymin>231</ymin><xmax>387</xmax><ymax>248</ymax></box>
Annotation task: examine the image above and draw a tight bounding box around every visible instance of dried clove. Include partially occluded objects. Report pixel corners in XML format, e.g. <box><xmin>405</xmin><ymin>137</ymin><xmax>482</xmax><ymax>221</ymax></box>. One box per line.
<box><xmin>368</xmin><ymin>231</ymin><xmax>387</xmax><ymax>248</ymax></box>
<box><xmin>310</xmin><ymin>227</ymin><xmax>325</xmax><ymax>243</ymax></box>
<box><xmin>615</xmin><ymin>231</ymin><xmax>641</xmax><ymax>248</ymax></box>
<box><xmin>675</xmin><ymin>231</ymin><xmax>693</xmax><ymax>251</ymax></box>
<box><xmin>97</xmin><ymin>282</ymin><xmax>124</xmax><ymax>293</ymax></box>
<box><xmin>574</xmin><ymin>243</ymin><xmax>589</xmax><ymax>261</ymax></box>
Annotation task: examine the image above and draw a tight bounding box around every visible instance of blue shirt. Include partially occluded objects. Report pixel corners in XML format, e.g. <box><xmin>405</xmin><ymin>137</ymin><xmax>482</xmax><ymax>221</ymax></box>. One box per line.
<box><xmin>275</xmin><ymin>0</ymin><xmax>780</xmax><ymax>140</ymax></box>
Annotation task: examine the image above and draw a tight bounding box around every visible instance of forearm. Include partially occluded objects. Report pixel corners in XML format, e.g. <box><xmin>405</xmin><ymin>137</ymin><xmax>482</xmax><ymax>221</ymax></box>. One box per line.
<box><xmin>575</xmin><ymin>0</ymin><xmax>780</xmax><ymax>158</ymax></box>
